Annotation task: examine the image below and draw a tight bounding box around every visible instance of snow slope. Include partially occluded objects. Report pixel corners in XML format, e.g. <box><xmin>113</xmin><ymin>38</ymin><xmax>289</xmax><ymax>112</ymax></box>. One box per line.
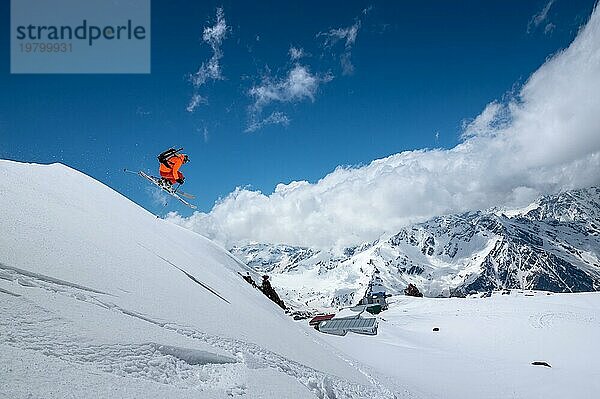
<box><xmin>0</xmin><ymin>160</ymin><xmax>396</xmax><ymax>398</ymax></box>
<box><xmin>321</xmin><ymin>291</ymin><xmax>600</xmax><ymax>399</ymax></box>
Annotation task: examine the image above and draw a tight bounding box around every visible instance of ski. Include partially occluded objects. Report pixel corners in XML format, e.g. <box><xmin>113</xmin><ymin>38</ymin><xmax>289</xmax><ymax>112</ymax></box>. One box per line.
<box><xmin>176</xmin><ymin>191</ymin><xmax>195</xmax><ymax>199</ymax></box>
<box><xmin>126</xmin><ymin>169</ymin><xmax>197</xmax><ymax>209</ymax></box>
<box><xmin>138</xmin><ymin>171</ymin><xmax>197</xmax><ymax>209</ymax></box>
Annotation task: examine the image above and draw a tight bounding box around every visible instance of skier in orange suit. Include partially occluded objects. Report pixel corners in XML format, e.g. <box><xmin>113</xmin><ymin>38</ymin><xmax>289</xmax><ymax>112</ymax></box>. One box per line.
<box><xmin>159</xmin><ymin>153</ymin><xmax>189</xmax><ymax>186</ymax></box>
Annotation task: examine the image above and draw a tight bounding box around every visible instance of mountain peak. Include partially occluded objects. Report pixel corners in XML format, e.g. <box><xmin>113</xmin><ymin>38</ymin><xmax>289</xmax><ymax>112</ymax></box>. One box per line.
<box><xmin>232</xmin><ymin>187</ymin><xmax>600</xmax><ymax>311</ymax></box>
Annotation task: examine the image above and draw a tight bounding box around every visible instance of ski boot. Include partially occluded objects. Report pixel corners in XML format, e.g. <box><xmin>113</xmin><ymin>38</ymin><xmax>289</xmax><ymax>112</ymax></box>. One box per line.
<box><xmin>158</xmin><ymin>178</ymin><xmax>174</xmax><ymax>192</ymax></box>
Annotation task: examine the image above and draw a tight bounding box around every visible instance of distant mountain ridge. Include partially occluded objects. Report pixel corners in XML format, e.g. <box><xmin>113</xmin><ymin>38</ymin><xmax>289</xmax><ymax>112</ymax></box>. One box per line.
<box><xmin>231</xmin><ymin>187</ymin><xmax>600</xmax><ymax>310</ymax></box>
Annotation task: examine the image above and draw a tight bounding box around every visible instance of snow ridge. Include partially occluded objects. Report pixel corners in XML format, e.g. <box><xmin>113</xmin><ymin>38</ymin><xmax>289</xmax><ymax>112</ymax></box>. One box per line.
<box><xmin>0</xmin><ymin>263</ymin><xmax>394</xmax><ymax>398</ymax></box>
<box><xmin>0</xmin><ymin>160</ymin><xmax>398</xmax><ymax>398</ymax></box>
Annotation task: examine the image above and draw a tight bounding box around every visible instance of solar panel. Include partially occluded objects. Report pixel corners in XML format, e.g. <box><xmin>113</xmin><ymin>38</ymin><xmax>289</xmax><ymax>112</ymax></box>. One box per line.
<box><xmin>320</xmin><ymin>317</ymin><xmax>376</xmax><ymax>334</ymax></box>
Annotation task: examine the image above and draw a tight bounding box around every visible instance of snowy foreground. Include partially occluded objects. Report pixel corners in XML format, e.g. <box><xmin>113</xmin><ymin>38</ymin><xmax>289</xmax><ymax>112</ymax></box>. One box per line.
<box><xmin>321</xmin><ymin>291</ymin><xmax>600</xmax><ymax>399</ymax></box>
<box><xmin>0</xmin><ymin>161</ymin><xmax>388</xmax><ymax>399</ymax></box>
<box><xmin>1</xmin><ymin>160</ymin><xmax>599</xmax><ymax>399</ymax></box>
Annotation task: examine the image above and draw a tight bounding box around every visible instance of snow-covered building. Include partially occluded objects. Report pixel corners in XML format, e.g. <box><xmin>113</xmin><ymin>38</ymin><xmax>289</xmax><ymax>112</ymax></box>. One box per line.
<box><xmin>308</xmin><ymin>314</ymin><xmax>335</xmax><ymax>329</ymax></box>
<box><xmin>358</xmin><ymin>269</ymin><xmax>388</xmax><ymax>312</ymax></box>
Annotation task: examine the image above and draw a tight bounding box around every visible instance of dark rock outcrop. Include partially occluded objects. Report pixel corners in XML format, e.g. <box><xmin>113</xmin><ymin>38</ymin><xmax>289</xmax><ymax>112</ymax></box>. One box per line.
<box><xmin>260</xmin><ymin>275</ymin><xmax>286</xmax><ymax>310</ymax></box>
<box><xmin>404</xmin><ymin>283</ymin><xmax>423</xmax><ymax>297</ymax></box>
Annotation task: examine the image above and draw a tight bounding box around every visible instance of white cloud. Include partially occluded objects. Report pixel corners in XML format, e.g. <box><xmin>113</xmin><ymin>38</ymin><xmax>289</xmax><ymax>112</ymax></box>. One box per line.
<box><xmin>169</xmin><ymin>6</ymin><xmax>600</xmax><ymax>250</ymax></box>
<box><xmin>340</xmin><ymin>53</ymin><xmax>354</xmax><ymax>75</ymax></box>
<box><xmin>186</xmin><ymin>94</ymin><xmax>206</xmax><ymax>113</ymax></box>
<box><xmin>246</xmin><ymin>65</ymin><xmax>332</xmax><ymax>130</ymax></box>
<box><xmin>318</xmin><ymin>20</ymin><xmax>361</xmax><ymax>75</ymax></box>
<box><xmin>319</xmin><ymin>22</ymin><xmax>360</xmax><ymax>48</ymax></box>
<box><xmin>243</xmin><ymin>15</ymin><xmax>364</xmax><ymax>131</ymax></box>
<box><xmin>197</xmin><ymin>126</ymin><xmax>210</xmax><ymax>142</ymax></box>
<box><xmin>544</xmin><ymin>22</ymin><xmax>556</xmax><ymax>34</ymax></box>
<box><xmin>245</xmin><ymin>112</ymin><xmax>290</xmax><ymax>133</ymax></box>
<box><xmin>289</xmin><ymin>46</ymin><xmax>306</xmax><ymax>61</ymax></box>
<box><xmin>528</xmin><ymin>0</ymin><xmax>555</xmax><ymax>33</ymax></box>
<box><xmin>187</xmin><ymin>8</ymin><xmax>229</xmax><ymax>112</ymax></box>
<box><xmin>202</xmin><ymin>7</ymin><xmax>228</xmax><ymax>49</ymax></box>
<box><xmin>461</xmin><ymin>101</ymin><xmax>510</xmax><ymax>138</ymax></box>
<box><xmin>249</xmin><ymin>65</ymin><xmax>327</xmax><ymax>111</ymax></box>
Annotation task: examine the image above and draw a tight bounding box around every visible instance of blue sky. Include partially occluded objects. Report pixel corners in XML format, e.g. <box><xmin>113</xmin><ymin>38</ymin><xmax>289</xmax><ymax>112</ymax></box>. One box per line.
<box><xmin>1</xmin><ymin>0</ymin><xmax>596</xmax><ymax>216</ymax></box>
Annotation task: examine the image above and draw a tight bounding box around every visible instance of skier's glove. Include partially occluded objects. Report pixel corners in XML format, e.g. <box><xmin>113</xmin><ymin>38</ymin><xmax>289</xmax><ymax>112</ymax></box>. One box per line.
<box><xmin>176</xmin><ymin>178</ymin><xmax>185</xmax><ymax>184</ymax></box>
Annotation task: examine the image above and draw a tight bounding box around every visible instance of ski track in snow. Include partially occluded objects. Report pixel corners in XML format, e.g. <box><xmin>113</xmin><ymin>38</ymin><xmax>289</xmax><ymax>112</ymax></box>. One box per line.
<box><xmin>0</xmin><ymin>295</ymin><xmax>247</xmax><ymax>394</ymax></box>
<box><xmin>528</xmin><ymin>310</ymin><xmax>596</xmax><ymax>329</ymax></box>
<box><xmin>0</xmin><ymin>263</ymin><xmax>397</xmax><ymax>399</ymax></box>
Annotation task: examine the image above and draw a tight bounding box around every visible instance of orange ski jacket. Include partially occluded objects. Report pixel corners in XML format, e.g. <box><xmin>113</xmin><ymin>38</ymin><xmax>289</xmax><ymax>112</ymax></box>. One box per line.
<box><xmin>159</xmin><ymin>154</ymin><xmax>186</xmax><ymax>182</ymax></box>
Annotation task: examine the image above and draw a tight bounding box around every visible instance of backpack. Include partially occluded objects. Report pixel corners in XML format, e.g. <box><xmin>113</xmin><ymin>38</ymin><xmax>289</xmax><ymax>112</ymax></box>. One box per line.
<box><xmin>157</xmin><ymin>147</ymin><xmax>183</xmax><ymax>168</ymax></box>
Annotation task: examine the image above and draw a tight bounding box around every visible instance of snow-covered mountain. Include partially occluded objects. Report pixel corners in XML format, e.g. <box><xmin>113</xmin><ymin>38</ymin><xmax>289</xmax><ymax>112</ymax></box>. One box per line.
<box><xmin>232</xmin><ymin>187</ymin><xmax>600</xmax><ymax>311</ymax></box>
<box><xmin>0</xmin><ymin>160</ymin><xmax>392</xmax><ymax>398</ymax></box>
<box><xmin>4</xmin><ymin>160</ymin><xmax>600</xmax><ymax>399</ymax></box>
